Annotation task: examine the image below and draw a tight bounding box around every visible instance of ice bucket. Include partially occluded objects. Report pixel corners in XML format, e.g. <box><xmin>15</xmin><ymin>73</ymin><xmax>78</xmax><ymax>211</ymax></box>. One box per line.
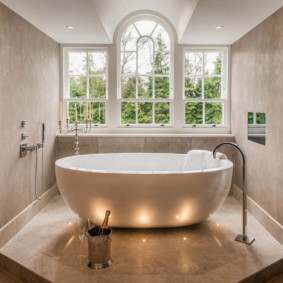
<box><xmin>87</xmin><ymin>226</ymin><xmax>112</xmax><ymax>269</ymax></box>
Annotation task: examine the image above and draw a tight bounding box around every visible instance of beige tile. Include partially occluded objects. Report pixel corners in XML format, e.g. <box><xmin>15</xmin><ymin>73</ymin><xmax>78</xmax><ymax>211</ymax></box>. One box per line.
<box><xmin>268</xmin><ymin>273</ymin><xmax>283</xmax><ymax>283</ymax></box>
<box><xmin>145</xmin><ymin>137</ymin><xmax>191</xmax><ymax>153</ymax></box>
<box><xmin>98</xmin><ymin>137</ymin><xmax>146</xmax><ymax>153</ymax></box>
<box><xmin>56</xmin><ymin>137</ymin><xmax>99</xmax><ymax>159</ymax></box>
<box><xmin>0</xmin><ymin>268</ymin><xmax>22</xmax><ymax>283</ymax></box>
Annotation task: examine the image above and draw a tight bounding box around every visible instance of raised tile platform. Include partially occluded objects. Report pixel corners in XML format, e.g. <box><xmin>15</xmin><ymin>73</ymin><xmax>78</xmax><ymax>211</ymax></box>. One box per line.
<box><xmin>0</xmin><ymin>195</ymin><xmax>282</xmax><ymax>283</ymax></box>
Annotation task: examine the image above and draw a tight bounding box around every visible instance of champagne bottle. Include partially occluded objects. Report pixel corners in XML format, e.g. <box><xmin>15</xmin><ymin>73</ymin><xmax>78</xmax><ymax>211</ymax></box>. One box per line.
<box><xmin>98</xmin><ymin>210</ymin><xmax>111</xmax><ymax>235</ymax></box>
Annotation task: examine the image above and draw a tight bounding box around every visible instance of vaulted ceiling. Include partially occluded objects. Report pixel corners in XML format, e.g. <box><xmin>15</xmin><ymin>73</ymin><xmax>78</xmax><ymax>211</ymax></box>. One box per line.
<box><xmin>1</xmin><ymin>0</ymin><xmax>282</xmax><ymax>44</ymax></box>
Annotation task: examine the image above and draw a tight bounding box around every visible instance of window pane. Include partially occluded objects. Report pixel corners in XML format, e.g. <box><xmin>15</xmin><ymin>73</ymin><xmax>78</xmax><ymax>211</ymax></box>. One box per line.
<box><xmin>152</xmin><ymin>25</ymin><xmax>170</xmax><ymax>51</ymax></box>
<box><xmin>248</xmin><ymin>112</ymin><xmax>254</xmax><ymax>124</ymax></box>
<box><xmin>155</xmin><ymin>77</ymin><xmax>170</xmax><ymax>98</ymax></box>
<box><xmin>204</xmin><ymin>77</ymin><xmax>221</xmax><ymax>99</ymax></box>
<box><xmin>185</xmin><ymin>52</ymin><xmax>203</xmax><ymax>76</ymax></box>
<box><xmin>121</xmin><ymin>24</ymin><xmax>139</xmax><ymax>51</ymax></box>
<box><xmin>89</xmin><ymin>76</ymin><xmax>106</xmax><ymax>98</ymax></box>
<box><xmin>68</xmin><ymin>102</ymin><xmax>86</xmax><ymax>124</ymax></box>
<box><xmin>70</xmin><ymin>76</ymin><xmax>87</xmax><ymax>98</ymax></box>
<box><xmin>90</xmin><ymin>102</ymin><xmax>106</xmax><ymax>124</ymax></box>
<box><xmin>121</xmin><ymin>52</ymin><xmax>136</xmax><ymax>74</ymax></box>
<box><xmin>205</xmin><ymin>102</ymin><xmax>223</xmax><ymax>124</ymax></box>
<box><xmin>138</xmin><ymin>37</ymin><xmax>154</xmax><ymax>75</ymax></box>
<box><xmin>138</xmin><ymin>77</ymin><xmax>152</xmax><ymax>98</ymax></box>
<box><xmin>185</xmin><ymin>102</ymin><xmax>203</xmax><ymax>124</ymax></box>
<box><xmin>69</xmin><ymin>52</ymin><xmax>87</xmax><ymax>76</ymax></box>
<box><xmin>138</xmin><ymin>102</ymin><xmax>153</xmax><ymax>124</ymax></box>
<box><xmin>89</xmin><ymin>52</ymin><xmax>106</xmax><ymax>75</ymax></box>
<box><xmin>155</xmin><ymin>52</ymin><xmax>170</xmax><ymax>75</ymax></box>
<box><xmin>184</xmin><ymin>77</ymin><xmax>202</xmax><ymax>99</ymax></box>
<box><xmin>121</xmin><ymin>102</ymin><xmax>136</xmax><ymax>124</ymax></box>
<box><xmin>204</xmin><ymin>52</ymin><xmax>222</xmax><ymax>75</ymax></box>
<box><xmin>135</xmin><ymin>20</ymin><xmax>156</xmax><ymax>36</ymax></box>
<box><xmin>256</xmin><ymin>113</ymin><xmax>266</xmax><ymax>124</ymax></box>
<box><xmin>155</xmin><ymin>102</ymin><xmax>170</xmax><ymax>124</ymax></box>
<box><xmin>121</xmin><ymin>76</ymin><xmax>136</xmax><ymax>98</ymax></box>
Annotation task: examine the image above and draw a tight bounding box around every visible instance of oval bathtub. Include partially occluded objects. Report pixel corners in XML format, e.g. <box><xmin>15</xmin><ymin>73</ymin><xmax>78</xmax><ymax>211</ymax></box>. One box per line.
<box><xmin>55</xmin><ymin>153</ymin><xmax>233</xmax><ymax>228</ymax></box>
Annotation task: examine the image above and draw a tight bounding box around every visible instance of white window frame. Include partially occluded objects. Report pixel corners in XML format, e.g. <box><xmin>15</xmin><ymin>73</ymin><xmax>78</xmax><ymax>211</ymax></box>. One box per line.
<box><xmin>182</xmin><ymin>47</ymin><xmax>229</xmax><ymax>130</ymax></box>
<box><xmin>63</xmin><ymin>47</ymin><xmax>109</xmax><ymax>127</ymax></box>
<box><xmin>116</xmin><ymin>15</ymin><xmax>174</xmax><ymax>128</ymax></box>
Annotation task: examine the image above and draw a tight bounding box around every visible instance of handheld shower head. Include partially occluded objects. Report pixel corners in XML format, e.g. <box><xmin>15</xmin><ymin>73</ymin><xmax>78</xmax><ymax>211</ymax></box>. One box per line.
<box><xmin>42</xmin><ymin>123</ymin><xmax>45</xmax><ymax>144</ymax></box>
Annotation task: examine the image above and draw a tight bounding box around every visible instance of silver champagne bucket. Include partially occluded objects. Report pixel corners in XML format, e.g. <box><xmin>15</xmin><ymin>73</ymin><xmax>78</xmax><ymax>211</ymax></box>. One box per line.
<box><xmin>87</xmin><ymin>226</ymin><xmax>112</xmax><ymax>269</ymax></box>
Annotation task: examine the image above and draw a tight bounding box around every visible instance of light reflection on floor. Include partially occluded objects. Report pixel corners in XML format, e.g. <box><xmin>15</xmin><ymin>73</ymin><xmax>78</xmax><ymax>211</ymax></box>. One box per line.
<box><xmin>0</xmin><ymin>195</ymin><xmax>282</xmax><ymax>283</ymax></box>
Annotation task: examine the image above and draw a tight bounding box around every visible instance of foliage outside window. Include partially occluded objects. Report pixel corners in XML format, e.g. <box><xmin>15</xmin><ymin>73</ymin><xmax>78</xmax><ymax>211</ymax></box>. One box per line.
<box><xmin>119</xmin><ymin>20</ymin><xmax>172</xmax><ymax>126</ymax></box>
<box><xmin>248</xmin><ymin>112</ymin><xmax>266</xmax><ymax>125</ymax></box>
<box><xmin>184</xmin><ymin>50</ymin><xmax>226</xmax><ymax>126</ymax></box>
<box><xmin>66</xmin><ymin>50</ymin><xmax>107</xmax><ymax>124</ymax></box>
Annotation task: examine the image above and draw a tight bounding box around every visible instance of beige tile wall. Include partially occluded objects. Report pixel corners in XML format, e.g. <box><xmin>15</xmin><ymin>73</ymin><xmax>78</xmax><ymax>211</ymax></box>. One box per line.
<box><xmin>0</xmin><ymin>3</ymin><xmax>59</xmax><ymax>228</ymax></box>
<box><xmin>56</xmin><ymin>136</ymin><xmax>235</xmax><ymax>160</ymax></box>
<box><xmin>231</xmin><ymin>7</ymin><xmax>283</xmax><ymax>226</ymax></box>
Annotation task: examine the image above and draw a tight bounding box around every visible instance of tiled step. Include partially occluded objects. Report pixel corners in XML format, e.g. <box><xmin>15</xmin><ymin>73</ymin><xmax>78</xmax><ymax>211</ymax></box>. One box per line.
<box><xmin>239</xmin><ymin>259</ymin><xmax>283</xmax><ymax>283</ymax></box>
<box><xmin>0</xmin><ymin>268</ymin><xmax>22</xmax><ymax>283</ymax></box>
<box><xmin>267</xmin><ymin>272</ymin><xmax>283</xmax><ymax>283</ymax></box>
<box><xmin>0</xmin><ymin>254</ymin><xmax>50</xmax><ymax>283</ymax></box>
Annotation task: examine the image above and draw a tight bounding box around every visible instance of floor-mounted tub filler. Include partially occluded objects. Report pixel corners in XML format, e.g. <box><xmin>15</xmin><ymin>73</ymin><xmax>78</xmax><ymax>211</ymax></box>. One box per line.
<box><xmin>55</xmin><ymin>152</ymin><xmax>233</xmax><ymax>228</ymax></box>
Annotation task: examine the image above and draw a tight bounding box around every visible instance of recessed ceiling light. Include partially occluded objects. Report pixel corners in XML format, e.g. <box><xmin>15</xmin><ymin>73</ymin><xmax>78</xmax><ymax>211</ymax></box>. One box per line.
<box><xmin>216</xmin><ymin>25</ymin><xmax>224</xmax><ymax>30</ymax></box>
<box><xmin>66</xmin><ymin>25</ymin><xmax>75</xmax><ymax>29</ymax></box>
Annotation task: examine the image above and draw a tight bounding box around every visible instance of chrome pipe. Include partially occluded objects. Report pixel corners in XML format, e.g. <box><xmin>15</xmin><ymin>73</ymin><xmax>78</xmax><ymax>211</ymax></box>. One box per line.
<box><xmin>213</xmin><ymin>142</ymin><xmax>255</xmax><ymax>245</ymax></box>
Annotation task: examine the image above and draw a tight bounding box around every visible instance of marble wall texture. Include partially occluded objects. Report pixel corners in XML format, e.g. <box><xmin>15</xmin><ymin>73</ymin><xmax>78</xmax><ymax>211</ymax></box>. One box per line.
<box><xmin>0</xmin><ymin>3</ymin><xmax>59</xmax><ymax>228</ymax></box>
<box><xmin>56</xmin><ymin>135</ymin><xmax>236</xmax><ymax>194</ymax></box>
<box><xmin>56</xmin><ymin>135</ymin><xmax>236</xmax><ymax>162</ymax></box>
<box><xmin>231</xmin><ymin>7</ymin><xmax>283</xmax><ymax>227</ymax></box>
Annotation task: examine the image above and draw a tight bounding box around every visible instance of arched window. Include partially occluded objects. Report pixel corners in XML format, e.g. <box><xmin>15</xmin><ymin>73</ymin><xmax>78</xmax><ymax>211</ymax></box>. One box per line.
<box><xmin>118</xmin><ymin>19</ymin><xmax>173</xmax><ymax>127</ymax></box>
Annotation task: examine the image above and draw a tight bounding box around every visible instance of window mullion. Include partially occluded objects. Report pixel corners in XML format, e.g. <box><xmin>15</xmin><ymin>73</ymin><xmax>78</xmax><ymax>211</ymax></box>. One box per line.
<box><xmin>153</xmin><ymin>39</ymin><xmax>155</xmax><ymax>99</ymax></box>
<box><xmin>87</xmin><ymin>52</ymin><xmax>89</xmax><ymax>99</ymax></box>
<box><xmin>153</xmin><ymin>102</ymin><xmax>155</xmax><ymax>125</ymax></box>
<box><xmin>135</xmin><ymin>102</ymin><xmax>138</xmax><ymax>125</ymax></box>
<box><xmin>202</xmin><ymin>52</ymin><xmax>205</xmax><ymax>125</ymax></box>
<box><xmin>136</xmin><ymin>40</ymin><xmax>138</xmax><ymax>99</ymax></box>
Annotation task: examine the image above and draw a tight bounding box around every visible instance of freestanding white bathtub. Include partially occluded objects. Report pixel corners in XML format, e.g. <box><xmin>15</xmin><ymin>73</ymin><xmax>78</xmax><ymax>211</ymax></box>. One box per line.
<box><xmin>55</xmin><ymin>153</ymin><xmax>233</xmax><ymax>228</ymax></box>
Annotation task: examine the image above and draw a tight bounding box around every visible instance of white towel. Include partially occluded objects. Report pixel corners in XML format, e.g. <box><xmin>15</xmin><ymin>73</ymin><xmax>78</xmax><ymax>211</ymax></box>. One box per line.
<box><xmin>183</xmin><ymin>150</ymin><xmax>227</xmax><ymax>171</ymax></box>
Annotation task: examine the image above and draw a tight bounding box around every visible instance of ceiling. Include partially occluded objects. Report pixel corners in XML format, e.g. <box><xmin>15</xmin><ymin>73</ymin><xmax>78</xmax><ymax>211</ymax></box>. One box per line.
<box><xmin>1</xmin><ymin>0</ymin><xmax>282</xmax><ymax>45</ymax></box>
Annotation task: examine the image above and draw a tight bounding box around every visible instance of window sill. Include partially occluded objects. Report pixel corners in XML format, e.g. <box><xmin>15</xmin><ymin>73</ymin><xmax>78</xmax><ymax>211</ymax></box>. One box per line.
<box><xmin>56</xmin><ymin>133</ymin><xmax>235</xmax><ymax>138</ymax></box>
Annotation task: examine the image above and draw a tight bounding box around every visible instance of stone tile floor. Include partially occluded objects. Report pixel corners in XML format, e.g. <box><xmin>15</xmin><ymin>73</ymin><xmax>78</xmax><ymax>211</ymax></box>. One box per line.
<box><xmin>0</xmin><ymin>195</ymin><xmax>282</xmax><ymax>283</ymax></box>
<box><xmin>0</xmin><ymin>268</ymin><xmax>22</xmax><ymax>283</ymax></box>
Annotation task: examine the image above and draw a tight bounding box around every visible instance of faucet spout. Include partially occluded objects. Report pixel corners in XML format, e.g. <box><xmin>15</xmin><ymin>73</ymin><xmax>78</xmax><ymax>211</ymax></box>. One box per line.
<box><xmin>212</xmin><ymin>142</ymin><xmax>255</xmax><ymax>245</ymax></box>
<box><xmin>25</xmin><ymin>145</ymin><xmax>37</xmax><ymax>152</ymax></box>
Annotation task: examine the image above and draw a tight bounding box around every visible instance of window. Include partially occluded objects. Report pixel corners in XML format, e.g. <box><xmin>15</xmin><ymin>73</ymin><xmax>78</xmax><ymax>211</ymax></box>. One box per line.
<box><xmin>64</xmin><ymin>49</ymin><xmax>108</xmax><ymax>125</ymax></box>
<box><xmin>118</xmin><ymin>20</ymin><xmax>173</xmax><ymax>127</ymax></box>
<box><xmin>61</xmin><ymin>16</ymin><xmax>230</xmax><ymax>134</ymax></box>
<box><xmin>183</xmin><ymin>49</ymin><xmax>228</xmax><ymax>128</ymax></box>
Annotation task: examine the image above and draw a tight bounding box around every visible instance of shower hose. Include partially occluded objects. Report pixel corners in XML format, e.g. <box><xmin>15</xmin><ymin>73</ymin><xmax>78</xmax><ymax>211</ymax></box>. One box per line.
<box><xmin>35</xmin><ymin>145</ymin><xmax>44</xmax><ymax>200</ymax></box>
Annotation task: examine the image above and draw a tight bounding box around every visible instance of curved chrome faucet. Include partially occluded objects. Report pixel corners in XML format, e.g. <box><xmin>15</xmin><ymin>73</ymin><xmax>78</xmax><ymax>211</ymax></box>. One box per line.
<box><xmin>213</xmin><ymin>142</ymin><xmax>255</xmax><ymax>245</ymax></box>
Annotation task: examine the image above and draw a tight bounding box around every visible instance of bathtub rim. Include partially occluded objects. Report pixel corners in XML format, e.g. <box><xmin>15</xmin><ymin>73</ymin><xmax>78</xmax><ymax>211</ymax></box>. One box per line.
<box><xmin>55</xmin><ymin>153</ymin><xmax>233</xmax><ymax>175</ymax></box>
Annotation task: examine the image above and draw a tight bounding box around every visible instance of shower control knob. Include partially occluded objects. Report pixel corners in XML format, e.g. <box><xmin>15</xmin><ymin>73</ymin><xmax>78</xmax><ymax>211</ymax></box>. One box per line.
<box><xmin>21</xmin><ymin>120</ymin><xmax>28</xmax><ymax>127</ymax></box>
<box><xmin>21</xmin><ymin>133</ymin><xmax>29</xmax><ymax>139</ymax></box>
